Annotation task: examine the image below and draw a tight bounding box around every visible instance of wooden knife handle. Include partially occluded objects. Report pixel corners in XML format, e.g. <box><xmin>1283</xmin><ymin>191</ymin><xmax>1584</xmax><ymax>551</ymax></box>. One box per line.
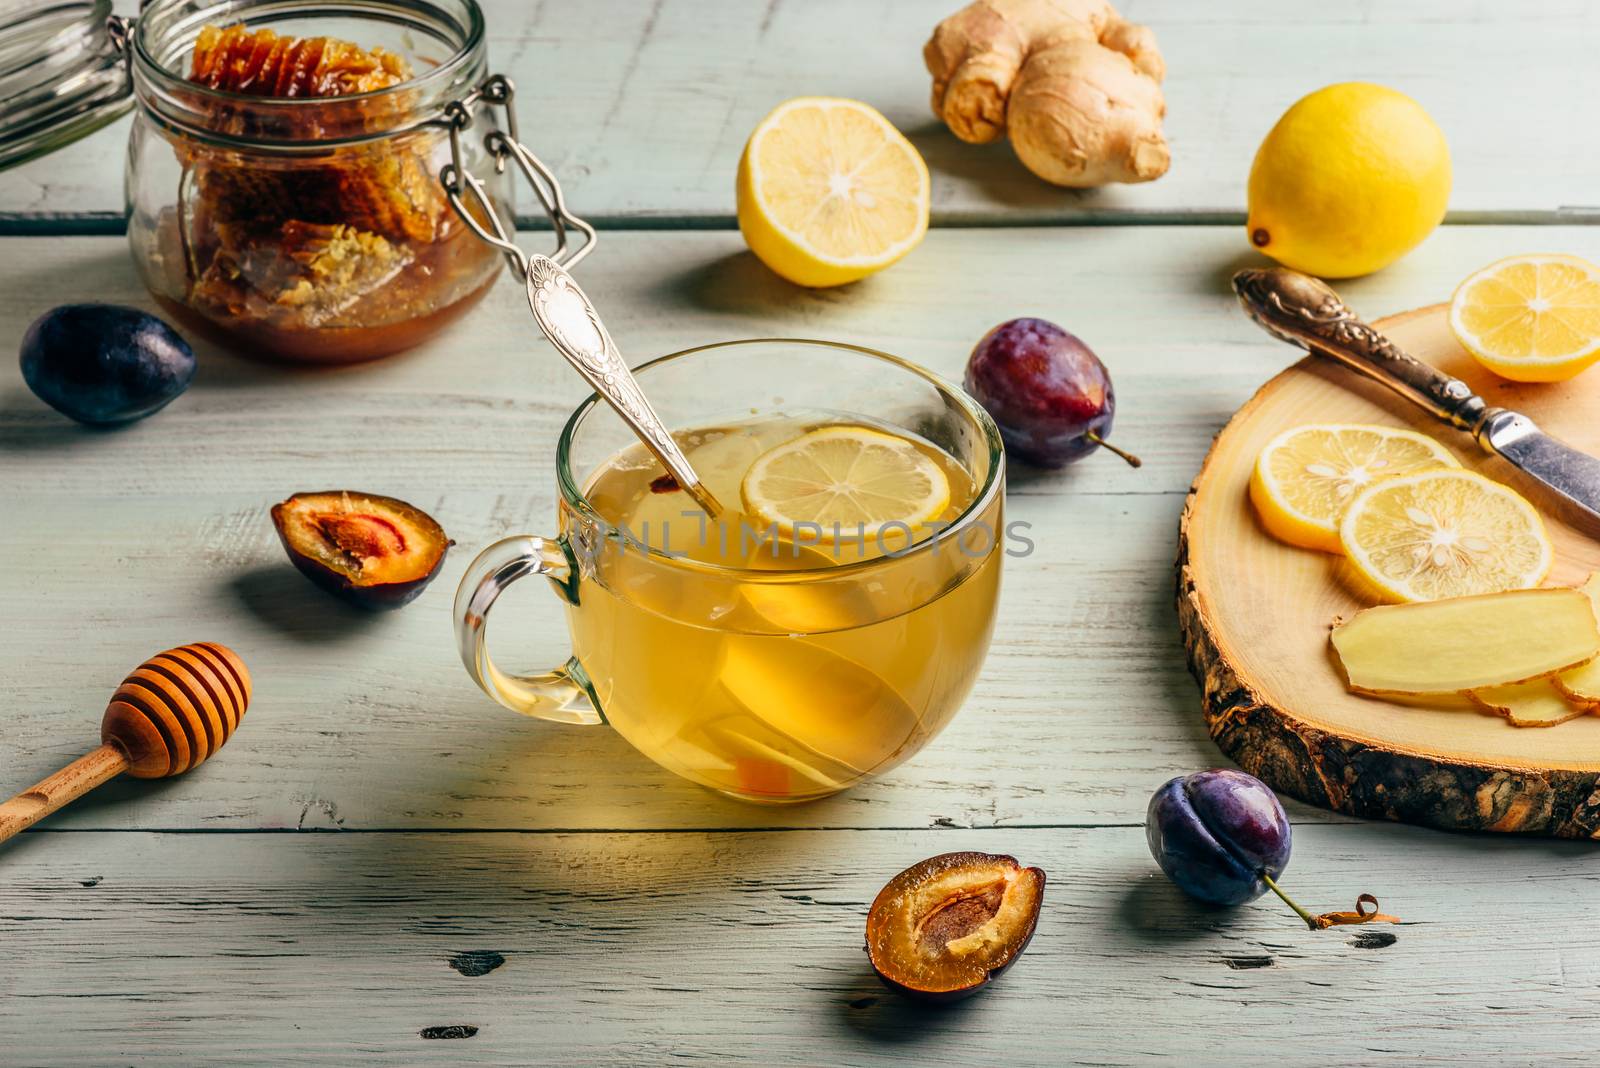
<box><xmin>1232</xmin><ymin>267</ymin><xmax>1496</xmax><ymax>436</ymax></box>
<box><xmin>0</xmin><ymin>744</ymin><xmax>129</xmax><ymax>844</ymax></box>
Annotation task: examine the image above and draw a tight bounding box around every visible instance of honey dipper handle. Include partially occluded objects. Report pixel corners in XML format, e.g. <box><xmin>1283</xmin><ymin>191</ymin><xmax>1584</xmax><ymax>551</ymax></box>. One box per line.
<box><xmin>0</xmin><ymin>744</ymin><xmax>129</xmax><ymax>844</ymax></box>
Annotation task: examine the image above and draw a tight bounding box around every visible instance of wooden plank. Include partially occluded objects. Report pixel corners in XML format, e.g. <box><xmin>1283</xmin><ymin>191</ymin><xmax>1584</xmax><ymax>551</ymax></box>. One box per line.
<box><xmin>0</xmin><ymin>226</ymin><xmax>1561</xmax><ymax>498</ymax></box>
<box><xmin>5</xmin><ymin>226</ymin><xmax>1599</xmax><ymax>833</ymax></box>
<box><xmin>0</xmin><ymin>488</ymin><xmax>1209</xmax><ymax>832</ymax></box>
<box><xmin>2</xmin><ymin>824</ymin><xmax>1596</xmax><ymax>1065</ymax></box>
<box><xmin>4</xmin><ymin>1</ymin><xmax>1600</xmax><ymax>224</ymax></box>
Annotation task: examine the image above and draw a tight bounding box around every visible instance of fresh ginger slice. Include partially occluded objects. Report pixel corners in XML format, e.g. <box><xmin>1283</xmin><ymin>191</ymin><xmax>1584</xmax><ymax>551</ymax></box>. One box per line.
<box><xmin>1468</xmin><ymin>680</ymin><xmax>1591</xmax><ymax>728</ymax></box>
<box><xmin>1555</xmin><ymin>574</ymin><xmax>1600</xmax><ymax>703</ymax></box>
<box><xmin>1331</xmin><ymin>587</ymin><xmax>1599</xmax><ymax>695</ymax></box>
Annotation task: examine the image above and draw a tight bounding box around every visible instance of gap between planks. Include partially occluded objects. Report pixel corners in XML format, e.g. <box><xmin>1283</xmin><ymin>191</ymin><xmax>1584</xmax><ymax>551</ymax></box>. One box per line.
<box><xmin>9</xmin><ymin>819</ymin><xmax>1361</xmax><ymax>835</ymax></box>
<box><xmin>5</xmin><ymin>209</ymin><xmax>1600</xmax><ymax>237</ymax></box>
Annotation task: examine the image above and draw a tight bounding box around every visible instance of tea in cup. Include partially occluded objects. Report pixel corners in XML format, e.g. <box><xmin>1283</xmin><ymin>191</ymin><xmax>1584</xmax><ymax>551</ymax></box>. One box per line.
<box><xmin>455</xmin><ymin>339</ymin><xmax>1005</xmax><ymax>802</ymax></box>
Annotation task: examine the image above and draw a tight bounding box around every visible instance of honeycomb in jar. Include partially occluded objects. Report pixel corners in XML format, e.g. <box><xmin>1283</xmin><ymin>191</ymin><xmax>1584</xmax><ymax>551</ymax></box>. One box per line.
<box><xmin>184</xmin><ymin>22</ymin><xmax>447</xmax><ymax>293</ymax></box>
<box><xmin>332</xmin><ymin>146</ymin><xmax>442</xmax><ymax>244</ymax></box>
<box><xmin>192</xmin><ymin>219</ymin><xmax>414</xmax><ymax>325</ymax></box>
<box><xmin>189</xmin><ymin>23</ymin><xmax>411</xmax><ymax>97</ymax></box>
<box><xmin>191</xmin><ymin>144</ymin><xmax>442</xmax><ymax>245</ymax></box>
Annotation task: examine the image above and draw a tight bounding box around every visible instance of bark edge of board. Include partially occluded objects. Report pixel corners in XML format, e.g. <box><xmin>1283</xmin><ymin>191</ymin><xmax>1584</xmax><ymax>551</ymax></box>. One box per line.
<box><xmin>1176</xmin><ymin>468</ymin><xmax>1600</xmax><ymax>839</ymax></box>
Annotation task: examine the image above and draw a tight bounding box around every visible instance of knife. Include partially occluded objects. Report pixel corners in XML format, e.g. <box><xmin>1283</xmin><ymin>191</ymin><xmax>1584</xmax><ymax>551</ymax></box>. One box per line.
<box><xmin>1232</xmin><ymin>266</ymin><xmax>1600</xmax><ymax>527</ymax></box>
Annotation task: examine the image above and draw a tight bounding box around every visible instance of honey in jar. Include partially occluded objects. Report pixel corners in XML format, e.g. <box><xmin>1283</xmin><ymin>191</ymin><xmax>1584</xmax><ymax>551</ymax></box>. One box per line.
<box><xmin>124</xmin><ymin>2</ymin><xmax>515</xmax><ymax>363</ymax></box>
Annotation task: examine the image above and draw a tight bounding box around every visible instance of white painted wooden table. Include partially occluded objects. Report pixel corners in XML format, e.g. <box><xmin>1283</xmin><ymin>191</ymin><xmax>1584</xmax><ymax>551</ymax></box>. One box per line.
<box><xmin>4</xmin><ymin>3</ymin><xmax>1600</xmax><ymax>1063</ymax></box>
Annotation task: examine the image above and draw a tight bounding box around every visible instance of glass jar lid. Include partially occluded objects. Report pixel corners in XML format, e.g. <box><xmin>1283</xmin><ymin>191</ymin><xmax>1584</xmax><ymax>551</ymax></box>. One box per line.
<box><xmin>0</xmin><ymin>0</ymin><xmax>134</xmax><ymax>170</ymax></box>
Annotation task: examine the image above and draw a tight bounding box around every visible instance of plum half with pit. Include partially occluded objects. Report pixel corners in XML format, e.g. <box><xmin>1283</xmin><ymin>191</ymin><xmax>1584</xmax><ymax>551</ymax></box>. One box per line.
<box><xmin>865</xmin><ymin>851</ymin><xmax>1044</xmax><ymax>1002</ymax></box>
<box><xmin>20</xmin><ymin>304</ymin><xmax>195</xmax><ymax>426</ymax></box>
<box><xmin>963</xmin><ymin>317</ymin><xmax>1139</xmax><ymax>469</ymax></box>
<box><xmin>272</xmin><ymin>491</ymin><xmax>451</xmax><ymax>610</ymax></box>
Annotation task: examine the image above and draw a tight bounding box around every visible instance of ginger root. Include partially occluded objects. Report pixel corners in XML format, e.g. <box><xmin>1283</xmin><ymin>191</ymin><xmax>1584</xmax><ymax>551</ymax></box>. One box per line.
<box><xmin>924</xmin><ymin>0</ymin><xmax>1169</xmax><ymax>187</ymax></box>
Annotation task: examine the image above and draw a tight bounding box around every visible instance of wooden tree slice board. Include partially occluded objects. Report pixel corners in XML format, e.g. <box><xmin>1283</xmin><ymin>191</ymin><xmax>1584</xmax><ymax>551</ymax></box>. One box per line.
<box><xmin>1178</xmin><ymin>304</ymin><xmax>1600</xmax><ymax>837</ymax></box>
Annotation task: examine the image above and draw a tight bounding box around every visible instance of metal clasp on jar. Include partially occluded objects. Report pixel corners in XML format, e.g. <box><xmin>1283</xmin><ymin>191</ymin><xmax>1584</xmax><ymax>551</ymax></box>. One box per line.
<box><xmin>437</xmin><ymin>74</ymin><xmax>597</xmax><ymax>278</ymax></box>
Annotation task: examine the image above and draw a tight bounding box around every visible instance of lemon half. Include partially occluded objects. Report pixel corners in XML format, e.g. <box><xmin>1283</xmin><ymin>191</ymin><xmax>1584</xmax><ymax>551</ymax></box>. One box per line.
<box><xmin>736</xmin><ymin>97</ymin><xmax>930</xmax><ymax>288</ymax></box>
<box><xmin>1449</xmin><ymin>254</ymin><xmax>1600</xmax><ymax>382</ymax></box>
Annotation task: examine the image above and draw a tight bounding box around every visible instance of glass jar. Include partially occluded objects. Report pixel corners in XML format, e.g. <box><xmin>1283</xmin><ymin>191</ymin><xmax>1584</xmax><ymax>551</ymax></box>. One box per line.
<box><xmin>0</xmin><ymin>0</ymin><xmax>591</xmax><ymax>365</ymax></box>
<box><xmin>127</xmin><ymin>0</ymin><xmax>510</xmax><ymax>363</ymax></box>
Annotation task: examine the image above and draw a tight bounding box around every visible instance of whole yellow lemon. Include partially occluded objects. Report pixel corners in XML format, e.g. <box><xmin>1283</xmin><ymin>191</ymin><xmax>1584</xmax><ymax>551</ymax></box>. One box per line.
<box><xmin>1247</xmin><ymin>83</ymin><xmax>1451</xmax><ymax>279</ymax></box>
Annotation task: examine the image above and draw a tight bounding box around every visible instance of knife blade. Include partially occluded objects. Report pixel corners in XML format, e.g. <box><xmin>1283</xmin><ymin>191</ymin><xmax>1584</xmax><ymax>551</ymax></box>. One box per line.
<box><xmin>1232</xmin><ymin>266</ymin><xmax>1600</xmax><ymax>526</ymax></box>
<box><xmin>1478</xmin><ymin>409</ymin><xmax>1600</xmax><ymax>522</ymax></box>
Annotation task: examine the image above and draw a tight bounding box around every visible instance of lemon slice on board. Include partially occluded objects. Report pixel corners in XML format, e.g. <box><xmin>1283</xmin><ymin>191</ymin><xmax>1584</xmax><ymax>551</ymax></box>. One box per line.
<box><xmin>1249</xmin><ymin>423</ymin><xmax>1460</xmax><ymax>553</ymax></box>
<box><xmin>736</xmin><ymin>96</ymin><xmax>930</xmax><ymax>288</ymax></box>
<box><xmin>1338</xmin><ymin>468</ymin><xmax>1551</xmax><ymax>602</ymax></box>
<box><xmin>1449</xmin><ymin>254</ymin><xmax>1600</xmax><ymax>382</ymax></box>
<box><xmin>740</xmin><ymin>427</ymin><xmax>950</xmax><ymax>547</ymax></box>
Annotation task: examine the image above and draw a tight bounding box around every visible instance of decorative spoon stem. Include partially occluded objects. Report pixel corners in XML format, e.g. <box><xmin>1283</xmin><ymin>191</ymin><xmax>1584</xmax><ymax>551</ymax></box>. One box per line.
<box><xmin>524</xmin><ymin>255</ymin><xmax>723</xmax><ymax>517</ymax></box>
<box><xmin>435</xmin><ymin>109</ymin><xmax>714</xmax><ymax>515</ymax></box>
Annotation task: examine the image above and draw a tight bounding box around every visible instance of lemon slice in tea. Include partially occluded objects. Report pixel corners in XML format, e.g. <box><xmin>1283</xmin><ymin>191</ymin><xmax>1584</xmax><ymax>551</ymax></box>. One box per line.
<box><xmin>1338</xmin><ymin>468</ymin><xmax>1551</xmax><ymax>602</ymax></box>
<box><xmin>741</xmin><ymin>426</ymin><xmax>950</xmax><ymax>546</ymax></box>
<box><xmin>1250</xmin><ymin>423</ymin><xmax>1460</xmax><ymax>553</ymax></box>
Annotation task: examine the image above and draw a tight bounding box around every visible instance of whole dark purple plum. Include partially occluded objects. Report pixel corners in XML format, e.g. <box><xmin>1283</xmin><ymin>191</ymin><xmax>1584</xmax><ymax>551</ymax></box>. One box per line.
<box><xmin>963</xmin><ymin>317</ymin><xmax>1139</xmax><ymax>469</ymax></box>
<box><xmin>1146</xmin><ymin>768</ymin><xmax>1291</xmax><ymax>906</ymax></box>
<box><xmin>20</xmin><ymin>304</ymin><xmax>195</xmax><ymax>426</ymax></box>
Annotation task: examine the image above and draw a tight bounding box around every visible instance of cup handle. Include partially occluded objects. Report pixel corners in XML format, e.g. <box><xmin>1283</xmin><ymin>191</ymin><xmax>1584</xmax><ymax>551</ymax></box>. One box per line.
<box><xmin>453</xmin><ymin>535</ymin><xmax>602</xmax><ymax>725</ymax></box>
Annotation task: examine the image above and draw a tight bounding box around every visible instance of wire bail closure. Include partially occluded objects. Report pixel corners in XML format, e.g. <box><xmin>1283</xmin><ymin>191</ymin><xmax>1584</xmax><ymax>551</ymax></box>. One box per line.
<box><xmin>439</xmin><ymin>74</ymin><xmax>597</xmax><ymax>278</ymax></box>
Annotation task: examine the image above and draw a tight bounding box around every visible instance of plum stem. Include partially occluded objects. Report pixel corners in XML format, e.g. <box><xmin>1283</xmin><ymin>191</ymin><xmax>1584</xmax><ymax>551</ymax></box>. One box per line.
<box><xmin>1260</xmin><ymin>873</ymin><xmax>1402</xmax><ymax>931</ymax></box>
<box><xmin>1259</xmin><ymin>872</ymin><xmax>1321</xmax><ymax>930</ymax></box>
<box><xmin>1085</xmin><ymin>430</ymin><xmax>1142</xmax><ymax>468</ymax></box>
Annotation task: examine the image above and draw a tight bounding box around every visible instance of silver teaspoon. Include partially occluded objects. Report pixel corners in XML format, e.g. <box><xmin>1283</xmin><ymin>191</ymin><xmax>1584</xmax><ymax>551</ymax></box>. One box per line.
<box><xmin>525</xmin><ymin>255</ymin><xmax>723</xmax><ymax>517</ymax></box>
<box><xmin>431</xmin><ymin>89</ymin><xmax>723</xmax><ymax>518</ymax></box>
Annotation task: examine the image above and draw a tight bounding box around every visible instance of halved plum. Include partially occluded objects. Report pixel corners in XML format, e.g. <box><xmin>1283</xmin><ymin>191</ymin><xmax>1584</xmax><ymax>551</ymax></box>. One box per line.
<box><xmin>271</xmin><ymin>491</ymin><xmax>451</xmax><ymax>609</ymax></box>
<box><xmin>865</xmin><ymin>851</ymin><xmax>1045</xmax><ymax>1002</ymax></box>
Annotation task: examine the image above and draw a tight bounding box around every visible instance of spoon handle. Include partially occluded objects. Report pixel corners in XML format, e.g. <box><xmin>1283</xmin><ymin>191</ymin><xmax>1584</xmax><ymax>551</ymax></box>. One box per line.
<box><xmin>523</xmin><ymin>255</ymin><xmax>723</xmax><ymax>517</ymax></box>
<box><xmin>0</xmin><ymin>744</ymin><xmax>128</xmax><ymax>845</ymax></box>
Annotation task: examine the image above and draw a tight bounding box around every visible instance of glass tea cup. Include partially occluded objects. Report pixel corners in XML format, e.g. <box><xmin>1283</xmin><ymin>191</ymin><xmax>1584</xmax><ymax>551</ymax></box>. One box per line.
<box><xmin>453</xmin><ymin>339</ymin><xmax>1005</xmax><ymax>803</ymax></box>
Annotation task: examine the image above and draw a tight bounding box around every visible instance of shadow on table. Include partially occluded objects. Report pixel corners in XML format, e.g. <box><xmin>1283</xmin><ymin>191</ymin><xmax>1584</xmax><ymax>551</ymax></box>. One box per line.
<box><xmin>1145</xmin><ymin>585</ymin><xmax>1228</xmax><ymax>769</ymax></box>
<box><xmin>1206</xmin><ymin>244</ymin><xmax>1274</xmax><ymax>291</ymax></box>
<box><xmin>179</xmin><ymin>327</ymin><xmax>448</xmax><ymax>391</ymax></box>
<box><xmin>835</xmin><ymin>950</ymin><xmax>990</xmax><ymax>1044</ymax></box>
<box><xmin>229</xmin><ymin>564</ymin><xmax>393</xmax><ymax>644</ymax></box>
<box><xmin>1112</xmin><ymin>872</ymin><xmax>1257</xmax><ymax>944</ymax></box>
<box><xmin>288</xmin><ymin>783</ymin><xmax>804</xmax><ymax>908</ymax></box>
<box><xmin>904</xmin><ymin>119</ymin><xmax>1118</xmax><ymax>218</ymax></box>
<box><xmin>653</xmin><ymin>247</ymin><xmax>866</xmax><ymax>318</ymax></box>
<box><xmin>0</xmin><ymin>390</ymin><xmax>129</xmax><ymax>454</ymax></box>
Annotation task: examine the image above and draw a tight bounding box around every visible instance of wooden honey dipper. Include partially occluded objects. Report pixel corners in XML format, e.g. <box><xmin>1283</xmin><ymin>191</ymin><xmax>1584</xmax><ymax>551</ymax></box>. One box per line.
<box><xmin>0</xmin><ymin>643</ymin><xmax>251</xmax><ymax>844</ymax></box>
